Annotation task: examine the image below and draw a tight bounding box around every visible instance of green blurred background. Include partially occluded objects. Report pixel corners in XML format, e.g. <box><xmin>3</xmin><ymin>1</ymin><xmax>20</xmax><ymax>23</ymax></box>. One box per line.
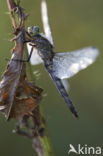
<box><xmin>0</xmin><ymin>0</ymin><xmax>103</xmax><ymax>156</ymax></box>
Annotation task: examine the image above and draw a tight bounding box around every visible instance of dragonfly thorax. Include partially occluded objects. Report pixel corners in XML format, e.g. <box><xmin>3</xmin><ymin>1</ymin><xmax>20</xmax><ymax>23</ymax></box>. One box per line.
<box><xmin>31</xmin><ymin>33</ymin><xmax>54</xmax><ymax>61</ymax></box>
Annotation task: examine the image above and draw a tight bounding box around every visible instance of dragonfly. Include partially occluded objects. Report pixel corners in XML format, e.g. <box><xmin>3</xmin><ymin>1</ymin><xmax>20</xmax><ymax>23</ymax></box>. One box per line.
<box><xmin>26</xmin><ymin>0</ymin><xmax>99</xmax><ymax>118</ymax></box>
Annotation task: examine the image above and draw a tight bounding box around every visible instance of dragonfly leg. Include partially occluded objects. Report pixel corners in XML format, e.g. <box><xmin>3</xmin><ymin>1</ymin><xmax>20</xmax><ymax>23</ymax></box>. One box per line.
<box><xmin>11</xmin><ymin>47</ymin><xmax>33</xmax><ymax>62</ymax></box>
<box><xmin>26</xmin><ymin>47</ymin><xmax>34</xmax><ymax>62</ymax></box>
<box><xmin>23</xmin><ymin>39</ymin><xmax>31</xmax><ymax>43</ymax></box>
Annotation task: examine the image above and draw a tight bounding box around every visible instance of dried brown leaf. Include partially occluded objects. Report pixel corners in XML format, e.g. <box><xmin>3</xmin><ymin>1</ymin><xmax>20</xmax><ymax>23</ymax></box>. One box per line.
<box><xmin>0</xmin><ymin>29</ymin><xmax>25</xmax><ymax>119</ymax></box>
<box><xmin>10</xmin><ymin>97</ymin><xmax>38</xmax><ymax>119</ymax></box>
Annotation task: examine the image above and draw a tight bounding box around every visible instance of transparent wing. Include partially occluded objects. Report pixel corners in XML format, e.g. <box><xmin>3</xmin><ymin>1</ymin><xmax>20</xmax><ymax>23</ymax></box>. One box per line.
<box><xmin>41</xmin><ymin>0</ymin><xmax>54</xmax><ymax>45</ymax></box>
<box><xmin>61</xmin><ymin>79</ymin><xmax>70</xmax><ymax>93</ymax></box>
<box><xmin>53</xmin><ymin>47</ymin><xmax>99</xmax><ymax>79</ymax></box>
<box><xmin>27</xmin><ymin>43</ymin><xmax>43</xmax><ymax>65</ymax></box>
<box><xmin>41</xmin><ymin>0</ymin><xmax>70</xmax><ymax>92</ymax></box>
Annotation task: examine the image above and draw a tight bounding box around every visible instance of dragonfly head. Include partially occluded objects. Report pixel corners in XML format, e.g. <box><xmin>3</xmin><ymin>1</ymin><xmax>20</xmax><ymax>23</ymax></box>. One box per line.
<box><xmin>28</xmin><ymin>26</ymin><xmax>40</xmax><ymax>36</ymax></box>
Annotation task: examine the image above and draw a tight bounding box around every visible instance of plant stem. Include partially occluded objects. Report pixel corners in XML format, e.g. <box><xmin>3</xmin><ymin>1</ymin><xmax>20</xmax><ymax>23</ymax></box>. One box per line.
<box><xmin>6</xmin><ymin>0</ymin><xmax>55</xmax><ymax>155</ymax></box>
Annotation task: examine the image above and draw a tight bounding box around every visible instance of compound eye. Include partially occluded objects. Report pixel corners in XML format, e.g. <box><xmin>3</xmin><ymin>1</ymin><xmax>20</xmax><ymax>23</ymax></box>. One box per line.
<box><xmin>28</xmin><ymin>26</ymin><xmax>40</xmax><ymax>35</ymax></box>
<box><xmin>33</xmin><ymin>26</ymin><xmax>40</xmax><ymax>33</ymax></box>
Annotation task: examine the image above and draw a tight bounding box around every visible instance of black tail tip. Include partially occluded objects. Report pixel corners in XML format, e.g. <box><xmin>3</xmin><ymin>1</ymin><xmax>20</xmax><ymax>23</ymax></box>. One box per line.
<box><xmin>66</xmin><ymin>99</ymin><xmax>79</xmax><ymax>118</ymax></box>
<box><xmin>71</xmin><ymin>108</ymin><xmax>79</xmax><ymax>118</ymax></box>
<box><xmin>74</xmin><ymin>112</ymin><xmax>79</xmax><ymax>118</ymax></box>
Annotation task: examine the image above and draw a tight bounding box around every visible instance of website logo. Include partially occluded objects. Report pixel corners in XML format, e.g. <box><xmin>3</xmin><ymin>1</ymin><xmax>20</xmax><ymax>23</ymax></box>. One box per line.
<box><xmin>68</xmin><ymin>144</ymin><xmax>102</xmax><ymax>155</ymax></box>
